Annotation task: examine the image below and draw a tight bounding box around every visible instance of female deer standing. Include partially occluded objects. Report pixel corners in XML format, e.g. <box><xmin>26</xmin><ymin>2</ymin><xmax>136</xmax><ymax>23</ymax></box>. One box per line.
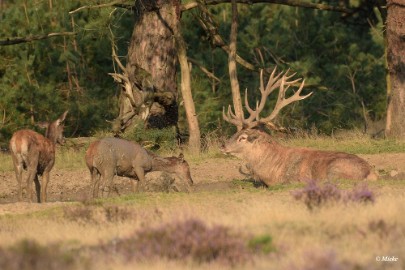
<box><xmin>9</xmin><ymin>111</ymin><xmax>68</xmax><ymax>203</ymax></box>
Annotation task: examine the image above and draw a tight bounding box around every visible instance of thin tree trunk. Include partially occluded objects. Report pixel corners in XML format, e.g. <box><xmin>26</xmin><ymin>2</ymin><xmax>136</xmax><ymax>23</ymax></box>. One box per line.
<box><xmin>228</xmin><ymin>0</ymin><xmax>243</xmax><ymax>130</ymax></box>
<box><xmin>174</xmin><ymin>20</ymin><xmax>201</xmax><ymax>153</ymax></box>
<box><xmin>385</xmin><ymin>0</ymin><xmax>405</xmax><ymax>138</ymax></box>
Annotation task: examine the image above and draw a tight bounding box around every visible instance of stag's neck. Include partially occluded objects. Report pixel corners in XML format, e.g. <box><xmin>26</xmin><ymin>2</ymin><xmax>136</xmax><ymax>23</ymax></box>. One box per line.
<box><xmin>246</xmin><ymin>139</ymin><xmax>284</xmax><ymax>163</ymax></box>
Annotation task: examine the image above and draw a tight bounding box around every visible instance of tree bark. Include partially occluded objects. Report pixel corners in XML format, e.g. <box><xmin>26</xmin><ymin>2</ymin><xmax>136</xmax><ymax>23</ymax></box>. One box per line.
<box><xmin>385</xmin><ymin>1</ymin><xmax>405</xmax><ymax>138</ymax></box>
<box><xmin>228</xmin><ymin>0</ymin><xmax>243</xmax><ymax>131</ymax></box>
<box><xmin>119</xmin><ymin>0</ymin><xmax>179</xmax><ymax>131</ymax></box>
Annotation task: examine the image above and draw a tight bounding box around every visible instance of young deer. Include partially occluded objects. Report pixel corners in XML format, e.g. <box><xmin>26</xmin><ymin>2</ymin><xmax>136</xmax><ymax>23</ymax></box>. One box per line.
<box><xmin>85</xmin><ymin>137</ymin><xmax>193</xmax><ymax>198</ymax></box>
<box><xmin>9</xmin><ymin>111</ymin><xmax>68</xmax><ymax>203</ymax></box>
<box><xmin>222</xmin><ymin>68</ymin><xmax>377</xmax><ymax>185</ymax></box>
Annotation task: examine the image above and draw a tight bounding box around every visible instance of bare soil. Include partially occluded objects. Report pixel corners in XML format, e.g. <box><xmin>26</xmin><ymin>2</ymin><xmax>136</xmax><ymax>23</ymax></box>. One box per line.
<box><xmin>1</xmin><ymin>153</ymin><xmax>405</xmax><ymax>215</ymax></box>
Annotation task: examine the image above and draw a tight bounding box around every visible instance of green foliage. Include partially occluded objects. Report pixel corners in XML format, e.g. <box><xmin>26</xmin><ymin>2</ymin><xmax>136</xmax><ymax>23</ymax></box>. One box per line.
<box><xmin>0</xmin><ymin>1</ymin><xmax>387</xmax><ymax>145</ymax></box>
<box><xmin>248</xmin><ymin>234</ymin><xmax>276</xmax><ymax>254</ymax></box>
<box><xmin>121</xmin><ymin>120</ymin><xmax>178</xmax><ymax>151</ymax></box>
<box><xmin>181</xmin><ymin>3</ymin><xmax>386</xmax><ymax>135</ymax></box>
<box><xmin>0</xmin><ymin>0</ymin><xmax>133</xmax><ymax>146</ymax></box>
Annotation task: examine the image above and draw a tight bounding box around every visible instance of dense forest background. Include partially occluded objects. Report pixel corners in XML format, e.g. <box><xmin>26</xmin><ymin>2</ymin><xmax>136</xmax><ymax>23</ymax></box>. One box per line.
<box><xmin>0</xmin><ymin>0</ymin><xmax>386</xmax><ymax>146</ymax></box>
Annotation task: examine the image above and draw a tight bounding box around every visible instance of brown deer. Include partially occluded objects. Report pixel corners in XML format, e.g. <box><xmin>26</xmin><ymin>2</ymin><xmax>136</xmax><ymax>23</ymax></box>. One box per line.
<box><xmin>222</xmin><ymin>68</ymin><xmax>377</xmax><ymax>185</ymax></box>
<box><xmin>9</xmin><ymin>111</ymin><xmax>68</xmax><ymax>203</ymax></box>
<box><xmin>85</xmin><ymin>137</ymin><xmax>193</xmax><ymax>198</ymax></box>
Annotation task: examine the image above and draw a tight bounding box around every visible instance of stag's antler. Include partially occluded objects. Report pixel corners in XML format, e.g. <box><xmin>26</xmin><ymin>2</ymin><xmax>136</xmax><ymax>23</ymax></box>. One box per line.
<box><xmin>223</xmin><ymin>67</ymin><xmax>312</xmax><ymax>130</ymax></box>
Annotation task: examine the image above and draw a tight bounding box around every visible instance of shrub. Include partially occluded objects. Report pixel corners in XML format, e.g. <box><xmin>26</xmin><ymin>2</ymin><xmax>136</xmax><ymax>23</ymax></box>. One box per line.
<box><xmin>345</xmin><ymin>183</ymin><xmax>375</xmax><ymax>204</ymax></box>
<box><xmin>292</xmin><ymin>180</ymin><xmax>375</xmax><ymax>210</ymax></box>
<box><xmin>291</xmin><ymin>180</ymin><xmax>342</xmax><ymax>210</ymax></box>
<box><xmin>0</xmin><ymin>240</ymin><xmax>82</xmax><ymax>270</ymax></box>
<box><xmin>291</xmin><ymin>250</ymin><xmax>348</xmax><ymax>270</ymax></box>
<box><xmin>63</xmin><ymin>206</ymin><xmax>95</xmax><ymax>223</ymax></box>
<box><xmin>103</xmin><ymin>205</ymin><xmax>135</xmax><ymax>223</ymax></box>
<box><xmin>104</xmin><ymin>218</ymin><xmax>251</xmax><ymax>265</ymax></box>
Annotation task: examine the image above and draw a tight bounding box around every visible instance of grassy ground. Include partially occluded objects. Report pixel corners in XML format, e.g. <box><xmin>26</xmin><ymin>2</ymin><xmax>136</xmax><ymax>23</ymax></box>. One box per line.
<box><xmin>0</xmin><ymin>180</ymin><xmax>404</xmax><ymax>269</ymax></box>
<box><xmin>0</xmin><ymin>134</ymin><xmax>404</xmax><ymax>269</ymax></box>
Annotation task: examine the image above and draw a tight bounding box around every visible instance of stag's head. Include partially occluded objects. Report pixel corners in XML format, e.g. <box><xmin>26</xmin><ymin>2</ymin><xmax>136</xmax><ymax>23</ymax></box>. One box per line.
<box><xmin>38</xmin><ymin>111</ymin><xmax>68</xmax><ymax>145</ymax></box>
<box><xmin>222</xmin><ymin>128</ymin><xmax>270</xmax><ymax>158</ymax></box>
<box><xmin>222</xmin><ymin>67</ymin><xmax>312</xmax><ymax>157</ymax></box>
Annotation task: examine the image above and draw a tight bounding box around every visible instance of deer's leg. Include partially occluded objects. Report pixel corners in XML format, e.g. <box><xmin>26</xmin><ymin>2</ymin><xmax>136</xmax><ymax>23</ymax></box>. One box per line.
<box><xmin>11</xmin><ymin>156</ymin><xmax>23</xmax><ymax>201</ymax></box>
<box><xmin>25</xmin><ymin>167</ymin><xmax>37</xmax><ymax>203</ymax></box>
<box><xmin>91</xmin><ymin>169</ymin><xmax>102</xmax><ymax>198</ymax></box>
<box><xmin>101</xmin><ymin>169</ymin><xmax>115</xmax><ymax>198</ymax></box>
<box><xmin>34</xmin><ymin>174</ymin><xmax>41</xmax><ymax>203</ymax></box>
<box><xmin>131</xmin><ymin>179</ymin><xmax>139</xmax><ymax>193</ymax></box>
<box><xmin>40</xmin><ymin>171</ymin><xmax>50</xmax><ymax>203</ymax></box>
<box><xmin>133</xmin><ymin>166</ymin><xmax>146</xmax><ymax>192</ymax></box>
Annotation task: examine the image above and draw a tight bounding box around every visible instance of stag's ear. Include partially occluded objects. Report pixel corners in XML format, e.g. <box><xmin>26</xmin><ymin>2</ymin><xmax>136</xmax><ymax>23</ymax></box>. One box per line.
<box><xmin>247</xmin><ymin>133</ymin><xmax>259</xmax><ymax>143</ymax></box>
<box><xmin>36</xmin><ymin>122</ymin><xmax>50</xmax><ymax>129</ymax></box>
<box><xmin>56</xmin><ymin>110</ymin><xmax>69</xmax><ymax>126</ymax></box>
<box><xmin>178</xmin><ymin>153</ymin><xmax>184</xmax><ymax>162</ymax></box>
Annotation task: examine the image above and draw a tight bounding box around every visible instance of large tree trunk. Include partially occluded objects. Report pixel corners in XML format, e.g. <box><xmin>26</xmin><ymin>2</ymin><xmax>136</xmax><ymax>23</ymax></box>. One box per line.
<box><xmin>385</xmin><ymin>1</ymin><xmax>405</xmax><ymax>138</ymax></box>
<box><xmin>115</xmin><ymin>0</ymin><xmax>180</xmax><ymax>132</ymax></box>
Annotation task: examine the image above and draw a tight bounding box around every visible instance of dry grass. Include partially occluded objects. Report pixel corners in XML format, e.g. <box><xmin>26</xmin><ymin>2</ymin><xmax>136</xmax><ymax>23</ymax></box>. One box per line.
<box><xmin>1</xmin><ymin>133</ymin><xmax>405</xmax><ymax>269</ymax></box>
<box><xmin>0</xmin><ymin>185</ymin><xmax>404</xmax><ymax>269</ymax></box>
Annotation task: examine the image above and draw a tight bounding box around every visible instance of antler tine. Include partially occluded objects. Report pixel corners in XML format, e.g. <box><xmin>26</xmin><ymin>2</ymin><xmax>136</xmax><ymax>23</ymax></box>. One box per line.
<box><xmin>264</xmin><ymin>67</ymin><xmax>284</xmax><ymax>94</ymax></box>
<box><xmin>244</xmin><ymin>88</ymin><xmax>259</xmax><ymax>124</ymax></box>
<box><xmin>223</xmin><ymin>105</ymin><xmax>244</xmax><ymax>127</ymax></box>
<box><xmin>262</xmin><ymin>78</ymin><xmax>312</xmax><ymax>123</ymax></box>
<box><xmin>223</xmin><ymin>66</ymin><xmax>311</xmax><ymax>131</ymax></box>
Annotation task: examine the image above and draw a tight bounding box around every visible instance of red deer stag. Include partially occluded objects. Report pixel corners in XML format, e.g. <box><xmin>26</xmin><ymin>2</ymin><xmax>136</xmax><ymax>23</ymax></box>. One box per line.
<box><xmin>85</xmin><ymin>137</ymin><xmax>193</xmax><ymax>198</ymax></box>
<box><xmin>9</xmin><ymin>111</ymin><xmax>68</xmax><ymax>203</ymax></box>
<box><xmin>222</xmin><ymin>68</ymin><xmax>377</xmax><ymax>185</ymax></box>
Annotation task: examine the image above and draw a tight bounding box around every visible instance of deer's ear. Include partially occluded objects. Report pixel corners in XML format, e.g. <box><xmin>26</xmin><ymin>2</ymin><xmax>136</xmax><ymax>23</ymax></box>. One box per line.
<box><xmin>56</xmin><ymin>111</ymin><xmax>69</xmax><ymax>126</ymax></box>
<box><xmin>247</xmin><ymin>133</ymin><xmax>260</xmax><ymax>142</ymax></box>
<box><xmin>36</xmin><ymin>122</ymin><xmax>50</xmax><ymax>129</ymax></box>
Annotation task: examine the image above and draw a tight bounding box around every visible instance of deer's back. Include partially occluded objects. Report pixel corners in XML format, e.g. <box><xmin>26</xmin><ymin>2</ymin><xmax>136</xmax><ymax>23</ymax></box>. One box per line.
<box><xmin>10</xmin><ymin>129</ymin><xmax>55</xmax><ymax>167</ymax></box>
<box><xmin>85</xmin><ymin>138</ymin><xmax>151</xmax><ymax>173</ymax></box>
